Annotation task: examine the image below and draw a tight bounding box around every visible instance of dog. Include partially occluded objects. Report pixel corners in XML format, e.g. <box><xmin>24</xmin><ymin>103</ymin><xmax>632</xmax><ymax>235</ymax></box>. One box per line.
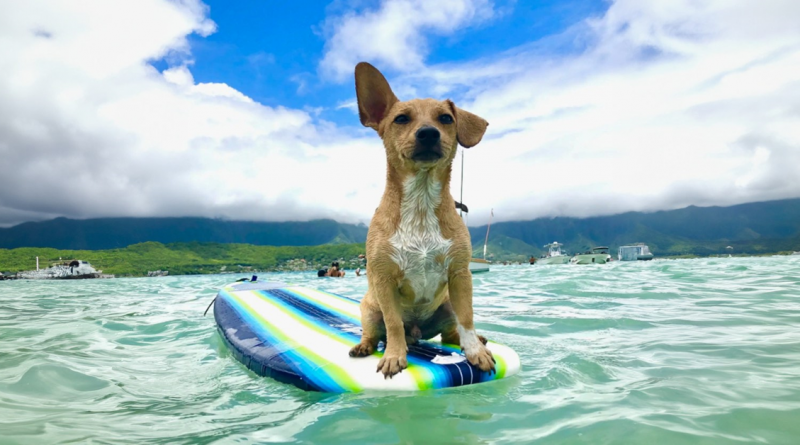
<box><xmin>348</xmin><ymin>62</ymin><xmax>495</xmax><ymax>378</ymax></box>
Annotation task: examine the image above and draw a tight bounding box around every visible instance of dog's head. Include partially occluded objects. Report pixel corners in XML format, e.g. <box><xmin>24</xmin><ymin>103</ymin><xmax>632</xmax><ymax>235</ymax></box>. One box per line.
<box><xmin>354</xmin><ymin>62</ymin><xmax>488</xmax><ymax>174</ymax></box>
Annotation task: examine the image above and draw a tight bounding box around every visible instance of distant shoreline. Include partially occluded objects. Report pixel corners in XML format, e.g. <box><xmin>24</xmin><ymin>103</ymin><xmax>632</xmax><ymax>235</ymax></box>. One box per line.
<box><xmin>0</xmin><ymin>241</ymin><xmax>366</xmax><ymax>278</ymax></box>
<box><xmin>1</xmin><ymin>241</ymin><xmax>797</xmax><ymax>279</ymax></box>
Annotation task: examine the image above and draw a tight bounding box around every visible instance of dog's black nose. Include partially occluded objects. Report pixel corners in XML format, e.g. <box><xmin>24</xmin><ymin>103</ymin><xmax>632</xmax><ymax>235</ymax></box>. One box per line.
<box><xmin>415</xmin><ymin>126</ymin><xmax>440</xmax><ymax>146</ymax></box>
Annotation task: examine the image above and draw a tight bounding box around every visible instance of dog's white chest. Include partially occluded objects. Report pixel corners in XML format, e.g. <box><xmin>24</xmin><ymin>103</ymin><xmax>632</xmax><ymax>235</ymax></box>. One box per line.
<box><xmin>389</xmin><ymin>174</ymin><xmax>452</xmax><ymax>303</ymax></box>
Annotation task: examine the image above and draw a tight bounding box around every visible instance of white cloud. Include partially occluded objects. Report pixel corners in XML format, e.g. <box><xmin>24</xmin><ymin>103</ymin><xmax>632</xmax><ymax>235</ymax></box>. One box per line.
<box><xmin>2</xmin><ymin>0</ymin><xmax>800</xmax><ymax>230</ymax></box>
<box><xmin>375</xmin><ymin>0</ymin><xmax>800</xmax><ymax>224</ymax></box>
<box><xmin>0</xmin><ymin>0</ymin><xmax>386</xmax><ymax>227</ymax></box>
<box><xmin>319</xmin><ymin>0</ymin><xmax>495</xmax><ymax>81</ymax></box>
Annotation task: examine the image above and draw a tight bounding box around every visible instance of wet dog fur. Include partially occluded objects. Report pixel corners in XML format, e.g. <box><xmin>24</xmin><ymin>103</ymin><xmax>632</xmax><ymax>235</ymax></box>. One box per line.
<box><xmin>348</xmin><ymin>62</ymin><xmax>495</xmax><ymax>378</ymax></box>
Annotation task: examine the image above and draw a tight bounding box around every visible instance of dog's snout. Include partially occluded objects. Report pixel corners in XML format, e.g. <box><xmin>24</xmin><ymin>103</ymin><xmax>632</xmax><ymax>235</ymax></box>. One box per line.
<box><xmin>411</xmin><ymin>126</ymin><xmax>443</xmax><ymax>162</ymax></box>
<box><xmin>415</xmin><ymin>126</ymin><xmax>440</xmax><ymax>146</ymax></box>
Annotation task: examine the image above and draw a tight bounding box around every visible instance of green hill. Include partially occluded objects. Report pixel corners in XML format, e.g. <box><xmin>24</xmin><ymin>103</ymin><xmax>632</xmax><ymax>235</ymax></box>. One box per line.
<box><xmin>468</xmin><ymin>198</ymin><xmax>800</xmax><ymax>259</ymax></box>
<box><xmin>0</xmin><ymin>242</ymin><xmax>366</xmax><ymax>277</ymax></box>
<box><xmin>2</xmin><ymin>198</ymin><xmax>799</xmax><ymax>261</ymax></box>
<box><xmin>0</xmin><ymin>217</ymin><xmax>368</xmax><ymax>250</ymax></box>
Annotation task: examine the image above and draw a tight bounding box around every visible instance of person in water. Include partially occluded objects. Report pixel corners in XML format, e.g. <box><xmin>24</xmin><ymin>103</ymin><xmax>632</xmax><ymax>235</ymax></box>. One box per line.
<box><xmin>356</xmin><ymin>255</ymin><xmax>367</xmax><ymax>276</ymax></box>
<box><xmin>319</xmin><ymin>262</ymin><xmax>345</xmax><ymax>277</ymax></box>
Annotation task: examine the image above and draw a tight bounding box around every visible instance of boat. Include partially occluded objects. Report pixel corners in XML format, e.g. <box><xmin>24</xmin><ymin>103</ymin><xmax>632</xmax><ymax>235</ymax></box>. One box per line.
<box><xmin>570</xmin><ymin>247</ymin><xmax>612</xmax><ymax>265</ymax></box>
<box><xmin>16</xmin><ymin>259</ymin><xmax>113</xmax><ymax>279</ymax></box>
<box><xmin>458</xmin><ymin>147</ymin><xmax>491</xmax><ymax>274</ymax></box>
<box><xmin>618</xmin><ymin>243</ymin><xmax>654</xmax><ymax>261</ymax></box>
<box><xmin>469</xmin><ymin>258</ymin><xmax>491</xmax><ymax>274</ymax></box>
<box><xmin>536</xmin><ymin>242</ymin><xmax>571</xmax><ymax>265</ymax></box>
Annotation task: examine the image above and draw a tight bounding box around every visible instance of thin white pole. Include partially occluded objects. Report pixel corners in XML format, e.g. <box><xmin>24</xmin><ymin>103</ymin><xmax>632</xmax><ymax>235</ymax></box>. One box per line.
<box><xmin>459</xmin><ymin>148</ymin><xmax>464</xmax><ymax>218</ymax></box>
<box><xmin>483</xmin><ymin>209</ymin><xmax>493</xmax><ymax>260</ymax></box>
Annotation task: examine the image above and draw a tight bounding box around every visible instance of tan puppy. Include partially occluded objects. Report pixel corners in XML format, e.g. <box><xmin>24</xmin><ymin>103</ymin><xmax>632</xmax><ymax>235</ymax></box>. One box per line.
<box><xmin>348</xmin><ymin>62</ymin><xmax>495</xmax><ymax>378</ymax></box>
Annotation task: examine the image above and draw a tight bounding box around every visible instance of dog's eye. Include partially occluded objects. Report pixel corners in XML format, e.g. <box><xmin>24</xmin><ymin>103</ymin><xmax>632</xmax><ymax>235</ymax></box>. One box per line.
<box><xmin>438</xmin><ymin>114</ymin><xmax>454</xmax><ymax>124</ymax></box>
<box><xmin>393</xmin><ymin>114</ymin><xmax>410</xmax><ymax>124</ymax></box>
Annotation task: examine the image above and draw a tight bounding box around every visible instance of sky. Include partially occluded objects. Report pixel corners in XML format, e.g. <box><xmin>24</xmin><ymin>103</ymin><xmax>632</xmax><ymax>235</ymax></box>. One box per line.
<box><xmin>1</xmin><ymin>0</ymin><xmax>800</xmax><ymax>227</ymax></box>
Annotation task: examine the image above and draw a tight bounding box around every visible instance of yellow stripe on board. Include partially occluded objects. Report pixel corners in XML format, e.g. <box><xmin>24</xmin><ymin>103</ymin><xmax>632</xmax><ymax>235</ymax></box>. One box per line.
<box><xmin>285</xmin><ymin>287</ymin><xmax>362</xmax><ymax>321</ymax></box>
<box><xmin>229</xmin><ymin>291</ymin><xmax>362</xmax><ymax>392</ymax></box>
<box><xmin>248</xmin><ymin>290</ymin><xmax>357</xmax><ymax>348</ymax></box>
<box><xmin>235</xmin><ymin>290</ymin><xmax>425</xmax><ymax>391</ymax></box>
<box><xmin>288</xmin><ymin>287</ymin><xmax>441</xmax><ymax>389</ymax></box>
<box><xmin>227</xmin><ymin>286</ymin><xmax>520</xmax><ymax>391</ymax></box>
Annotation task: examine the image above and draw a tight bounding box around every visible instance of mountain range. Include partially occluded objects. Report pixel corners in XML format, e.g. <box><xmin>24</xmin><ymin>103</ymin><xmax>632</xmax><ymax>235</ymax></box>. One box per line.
<box><xmin>469</xmin><ymin>198</ymin><xmax>800</xmax><ymax>258</ymax></box>
<box><xmin>1</xmin><ymin>198</ymin><xmax>799</xmax><ymax>258</ymax></box>
<box><xmin>0</xmin><ymin>217</ymin><xmax>367</xmax><ymax>250</ymax></box>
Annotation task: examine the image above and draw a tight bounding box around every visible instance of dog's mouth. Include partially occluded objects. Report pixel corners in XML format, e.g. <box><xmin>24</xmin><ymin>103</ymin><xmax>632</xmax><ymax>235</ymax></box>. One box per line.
<box><xmin>410</xmin><ymin>144</ymin><xmax>443</xmax><ymax>162</ymax></box>
<box><xmin>409</xmin><ymin>125</ymin><xmax>444</xmax><ymax>163</ymax></box>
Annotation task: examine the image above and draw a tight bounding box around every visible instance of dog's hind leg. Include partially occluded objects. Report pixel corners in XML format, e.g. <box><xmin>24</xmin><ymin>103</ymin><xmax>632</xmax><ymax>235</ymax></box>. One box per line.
<box><xmin>441</xmin><ymin>329</ymin><xmax>488</xmax><ymax>346</ymax></box>
<box><xmin>420</xmin><ymin>301</ymin><xmax>458</xmax><ymax>344</ymax></box>
<box><xmin>405</xmin><ymin>323</ymin><xmax>422</xmax><ymax>345</ymax></box>
<box><xmin>349</xmin><ymin>294</ymin><xmax>383</xmax><ymax>357</ymax></box>
<box><xmin>424</xmin><ymin>301</ymin><xmax>488</xmax><ymax>346</ymax></box>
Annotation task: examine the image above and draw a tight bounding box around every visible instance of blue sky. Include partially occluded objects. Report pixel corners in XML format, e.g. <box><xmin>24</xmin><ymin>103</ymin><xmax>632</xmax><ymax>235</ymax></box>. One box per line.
<box><xmin>1</xmin><ymin>0</ymin><xmax>800</xmax><ymax>227</ymax></box>
<box><xmin>179</xmin><ymin>0</ymin><xmax>608</xmax><ymax>126</ymax></box>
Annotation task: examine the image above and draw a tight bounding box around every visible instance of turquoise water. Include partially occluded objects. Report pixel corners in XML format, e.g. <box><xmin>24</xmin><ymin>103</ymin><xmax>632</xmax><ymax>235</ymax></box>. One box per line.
<box><xmin>2</xmin><ymin>257</ymin><xmax>800</xmax><ymax>444</ymax></box>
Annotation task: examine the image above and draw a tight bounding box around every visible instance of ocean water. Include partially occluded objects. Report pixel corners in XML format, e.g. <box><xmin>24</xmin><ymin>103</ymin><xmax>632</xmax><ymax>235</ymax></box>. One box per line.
<box><xmin>2</xmin><ymin>257</ymin><xmax>800</xmax><ymax>444</ymax></box>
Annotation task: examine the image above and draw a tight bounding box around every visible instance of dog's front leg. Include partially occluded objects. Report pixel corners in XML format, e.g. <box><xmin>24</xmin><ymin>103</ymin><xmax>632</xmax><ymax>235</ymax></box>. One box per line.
<box><xmin>372</xmin><ymin>277</ymin><xmax>408</xmax><ymax>378</ymax></box>
<box><xmin>350</xmin><ymin>292</ymin><xmax>383</xmax><ymax>357</ymax></box>
<box><xmin>448</xmin><ymin>269</ymin><xmax>495</xmax><ymax>373</ymax></box>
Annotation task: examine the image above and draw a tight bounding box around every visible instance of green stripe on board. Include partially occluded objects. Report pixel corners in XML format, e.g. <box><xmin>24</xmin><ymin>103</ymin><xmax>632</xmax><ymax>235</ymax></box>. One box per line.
<box><xmin>492</xmin><ymin>346</ymin><xmax>508</xmax><ymax>379</ymax></box>
<box><xmin>228</xmin><ymin>291</ymin><xmax>362</xmax><ymax>393</ymax></box>
<box><xmin>250</xmin><ymin>290</ymin><xmax>358</xmax><ymax>348</ymax></box>
<box><xmin>260</xmin><ymin>289</ymin><xmax>434</xmax><ymax>389</ymax></box>
<box><xmin>286</xmin><ymin>287</ymin><xmax>360</xmax><ymax>321</ymax></box>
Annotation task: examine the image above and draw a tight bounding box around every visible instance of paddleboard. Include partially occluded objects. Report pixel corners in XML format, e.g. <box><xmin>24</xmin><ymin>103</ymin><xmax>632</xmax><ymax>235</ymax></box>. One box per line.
<box><xmin>213</xmin><ymin>280</ymin><xmax>521</xmax><ymax>392</ymax></box>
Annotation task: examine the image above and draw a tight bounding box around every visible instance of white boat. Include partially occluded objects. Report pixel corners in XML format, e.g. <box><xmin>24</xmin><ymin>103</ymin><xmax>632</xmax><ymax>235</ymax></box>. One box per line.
<box><xmin>571</xmin><ymin>247</ymin><xmax>612</xmax><ymax>265</ymax></box>
<box><xmin>535</xmin><ymin>242</ymin><xmax>571</xmax><ymax>265</ymax></box>
<box><xmin>618</xmin><ymin>243</ymin><xmax>654</xmax><ymax>261</ymax></box>
<box><xmin>17</xmin><ymin>259</ymin><xmax>109</xmax><ymax>279</ymax></box>
<box><xmin>469</xmin><ymin>258</ymin><xmax>491</xmax><ymax>274</ymax></box>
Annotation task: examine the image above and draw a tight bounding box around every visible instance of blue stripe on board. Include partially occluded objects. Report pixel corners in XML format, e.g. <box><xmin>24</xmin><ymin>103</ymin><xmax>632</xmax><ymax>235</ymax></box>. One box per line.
<box><xmin>217</xmin><ymin>290</ymin><xmax>346</xmax><ymax>393</ymax></box>
<box><xmin>264</xmin><ymin>288</ymin><xmax>487</xmax><ymax>388</ymax></box>
<box><xmin>298</xmin><ymin>287</ymin><xmax>361</xmax><ymax>304</ymax></box>
<box><xmin>286</xmin><ymin>288</ymin><xmax>486</xmax><ymax>388</ymax></box>
<box><xmin>273</xmin><ymin>289</ymin><xmax>457</xmax><ymax>388</ymax></box>
<box><xmin>214</xmin><ymin>292</ymin><xmax>322</xmax><ymax>391</ymax></box>
<box><xmin>286</xmin><ymin>288</ymin><xmax>362</xmax><ymax>326</ymax></box>
<box><xmin>258</xmin><ymin>289</ymin><xmax>362</xmax><ymax>345</ymax></box>
<box><xmin>221</xmin><ymin>290</ymin><xmax>347</xmax><ymax>392</ymax></box>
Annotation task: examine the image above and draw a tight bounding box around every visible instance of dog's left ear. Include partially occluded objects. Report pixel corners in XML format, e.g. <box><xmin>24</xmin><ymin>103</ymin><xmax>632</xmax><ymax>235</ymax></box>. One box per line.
<box><xmin>447</xmin><ymin>100</ymin><xmax>489</xmax><ymax>148</ymax></box>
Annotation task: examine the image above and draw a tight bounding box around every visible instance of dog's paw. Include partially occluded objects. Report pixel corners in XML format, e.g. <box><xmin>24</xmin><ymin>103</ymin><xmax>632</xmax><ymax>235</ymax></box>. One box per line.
<box><xmin>478</xmin><ymin>334</ymin><xmax>488</xmax><ymax>345</ymax></box>
<box><xmin>465</xmin><ymin>343</ymin><xmax>496</xmax><ymax>374</ymax></box>
<box><xmin>376</xmin><ymin>354</ymin><xmax>408</xmax><ymax>379</ymax></box>
<box><xmin>349</xmin><ymin>342</ymin><xmax>375</xmax><ymax>357</ymax></box>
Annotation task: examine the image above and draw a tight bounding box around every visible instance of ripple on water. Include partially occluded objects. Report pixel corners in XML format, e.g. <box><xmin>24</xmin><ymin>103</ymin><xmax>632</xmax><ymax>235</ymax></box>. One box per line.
<box><xmin>0</xmin><ymin>364</ymin><xmax>109</xmax><ymax>400</ymax></box>
<box><xmin>1</xmin><ymin>257</ymin><xmax>800</xmax><ymax>443</ymax></box>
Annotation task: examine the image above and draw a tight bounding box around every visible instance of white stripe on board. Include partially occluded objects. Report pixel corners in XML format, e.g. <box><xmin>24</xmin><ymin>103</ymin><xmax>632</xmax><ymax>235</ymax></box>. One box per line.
<box><xmin>235</xmin><ymin>290</ymin><xmax>424</xmax><ymax>391</ymax></box>
<box><xmin>287</xmin><ymin>287</ymin><xmax>363</xmax><ymax>320</ymax></box>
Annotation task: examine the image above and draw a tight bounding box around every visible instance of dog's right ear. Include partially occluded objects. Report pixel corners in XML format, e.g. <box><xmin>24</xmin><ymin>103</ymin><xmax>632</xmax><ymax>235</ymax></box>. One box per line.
<box><xmin>355</xmin><ymin>62</ymin><xmax>399</xmax><ymax>130</ymax></box>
